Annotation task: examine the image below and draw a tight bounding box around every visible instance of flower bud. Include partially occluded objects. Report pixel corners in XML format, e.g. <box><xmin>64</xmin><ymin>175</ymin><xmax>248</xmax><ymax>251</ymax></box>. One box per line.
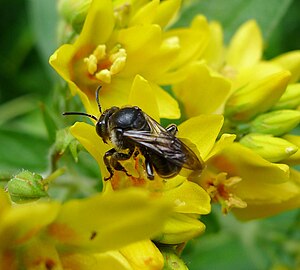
<box><xmin>250</xmin><ymin>110</ymin><xmax>300</xmax><ymax>136</ymax></box>
<box><xmin>120</xmin><ymin>240</ymin><xmax>164</xmax><ymax>270</ymax></box>
<box><xmin>281</xmin><ymin>134</ymin><xmax>300</xmax><ymax>165</ymax></box>
<box><xmin>6</xmin><ymin>171</ymin><xmax>48</xmax><ymax>203</ymax></box>
<box><xmin>225</xmin><ymin>71</ymin><xmax>291</xmax><ymax>122</ymax></box>
<box><xmin>55</xmin><ymin>128</ymin><xmax>81</xmax><ymax>162</ymax></box>
<box><xmin>240</xmin><ymin>134</ymin><xmax>298</xmax><ymax>162</ymax></box>
<box><xmin>154</xmin><ymin>213</ymin><xmax>205</xmax><ymax>244</ymax></box>
<box><xmin>271</xmin><ymin>50</ymin><xmax>300</xmax><ymax>83</ymax></box>
<box><xmin>58</xmin><ymin>0</ymin><xmax>92</xmax><ymax>33</ymax></box>
<box><xmin>161</xmin><ymin>248</ymin><xmax>188</xmax><ymax>270</ymax></box>
<box><xmin>272</xmin><ymin>84</ymin><xmax>300</xmax><ymax>110</ymax></box>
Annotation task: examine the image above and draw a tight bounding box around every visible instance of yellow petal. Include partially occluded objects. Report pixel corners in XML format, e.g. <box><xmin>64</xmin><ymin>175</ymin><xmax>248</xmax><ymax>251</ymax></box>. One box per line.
<box><xmin>149</xmin><ymin>83</ymin><xmax>180</xmax><ymax>119</ymax></box>
<box><xmin>209</xmin><ymin>143</ymin><xmax>290</xmax><ymax>185</ymax></box>
<box><xmin>117</xmin><ymin>25</ymin><xmax>162</xmax><ymax>76</ymax></box>
<box><xmin>205</xmin><ymin>133</ymin><xmax>236</xmax><ymax>160</ymax></box>
<box><xmin>70</xmin><ymin>122</ymin><xmax>109</xmax><ymax>177</ymax></box>
<box><xmin>232</xmin><ymin>169</ymin><xmax>300</xmax><ymax>220</ymax></box>
<box><xmin>129</xmin><ymin>0</ymin><xmax>159</xmax><ymax>26</ymax></box>
<box><xmin>154</xmin><ymin>0</ymin><xmax>181</xmax><ymax>28</ymax></box>
<box><xmin>155</xmin><ymin>213</ymin><xmax>205</xmax><ymax>244</ymax></box>
<box><xmin>0</xmin><ymin>201</ymin><xmax>60</xmax><ymax>247</ymax></box>
<box><xmin>128</xmin><ymin>75</ymin><xmax>160</xmax><ymax>122</ymax></box>
<box><xmin>178</xmin><ymin>114</ymin><xmax>224</xmax><ymax>160</ymax></box>
<box><xmin>76</xmin><ymin>0</ymin><xmax>114</xmax><ymax>47</ymax></box>
<box><xmin>22</xmin><ymin>238</ymin><xmax>62</xmax><ymax>270</ymax></box>
<box><xmin>233</xmin><ymin>61</ymin><xmax>283</xmax><ymax>90</ymax></box>
<box><xmin>203</xmin><ymin>21</ymin><xmax>225</xmax><ymax>70</ymax></box>
<box><xmin>61</xmin><ymin>251</ymin><xmax>132</xmax><ymax>270</ymax></box>
<box><xmin>234</xmin><ymin>172</ymin><xmax>298</xmax><ymax>204</ymax></box>
<box><xmin>47</xmin><ymin>188</ymin><xmax>172</xmax><ymax>252</ymax></box>
<box><xmin>98</xmin><ymin>78</ymin><xmax>133</xmax><ymax>111</ymax></box>
<box><xmin>120</xmin><ymin>240</ymin><xmax>164</xmax><ymax>270</ymax></box>
<box><xmin>155</xmin><ymin>64</ymin><xmax>191</xmax><ymax>85</ymax></box>
<box><xmin>49</xmin><ymin>45</ymin><xmax>99</xmax><ymax>116</ymax></box>
<box><xmin>164</xmin><ymin>15</ymin><xmax>209</xmax><ymax>70</ymax></box>
<box><xmin>163</xmin><ymin>180</ymin><xmax>211</xmax><ymax>215</ymax></box>
<box><xmin>140</xmin><ymin>37</ymin><xmax>180</xmax><ymax>82</ymax></box>
<box><xmin>173</xmin><ymin>62</ymin><xmax>231</xmax><ymax>117</ymax></box>
<box><xmin>226</xmin><ymin>20</ymin><xmax>263</xmax><ymax>70</ymax></box>
<box><xmin>271</xmin><ymin>50</ymin><xmax>300</xmax><ymax>83</ymax></box>
<box><xmin>49</xmin><ymin>44</ymin><xmax>75</xmax><ymax>91</ymax></box>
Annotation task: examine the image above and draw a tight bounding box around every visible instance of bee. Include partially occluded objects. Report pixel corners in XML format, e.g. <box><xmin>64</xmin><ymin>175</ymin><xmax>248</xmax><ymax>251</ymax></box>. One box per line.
<box><xmin>63</xmin><ymin>87</ymin><xmax>204</xmax><ymax>180</ymax></box>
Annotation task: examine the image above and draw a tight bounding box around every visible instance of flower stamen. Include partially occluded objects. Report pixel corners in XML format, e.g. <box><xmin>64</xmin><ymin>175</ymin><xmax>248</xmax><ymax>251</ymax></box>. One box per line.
<box><xmin>205</xmin><ymin>172</ymin><xmax>247</xmax><ymax>214</ymax></box>
<box><xmin>84</xmin><ymin>44</ymin><xmax>127</xmax><ymax>83</ymax></box>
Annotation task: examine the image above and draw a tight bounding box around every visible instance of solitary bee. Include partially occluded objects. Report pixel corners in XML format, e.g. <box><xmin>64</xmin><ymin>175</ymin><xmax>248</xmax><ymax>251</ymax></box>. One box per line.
<box><xmin>63</xmin><ymin>87</ymin><xmax>204</xmax><ymax>180</ymax></box>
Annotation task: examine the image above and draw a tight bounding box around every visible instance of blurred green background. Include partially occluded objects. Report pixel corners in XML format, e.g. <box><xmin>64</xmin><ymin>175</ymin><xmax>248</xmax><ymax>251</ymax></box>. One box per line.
<box><xmin>0</xmin><ymin>0</ymin><xmax>299</xmax><ymax>269</ymax></box>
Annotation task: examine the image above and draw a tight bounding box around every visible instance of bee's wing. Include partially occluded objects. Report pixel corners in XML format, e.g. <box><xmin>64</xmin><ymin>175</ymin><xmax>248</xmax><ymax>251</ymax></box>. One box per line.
<box><xmin>123</xmin><ymin>115</ymin><xmax>203</xmax><ymax>171</ymax></box>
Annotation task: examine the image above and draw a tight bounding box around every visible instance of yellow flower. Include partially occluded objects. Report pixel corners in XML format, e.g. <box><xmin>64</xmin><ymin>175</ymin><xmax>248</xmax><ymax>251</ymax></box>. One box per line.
<box><xmin>0</xmin><ymin>188</ymin><xmax>172</xmax><ymax>269</ymax></box>
<box><xmin>69</xmin><ymin>74</ymin><xmax>239</xmax><ymax>242</ymax></box>
<box><xmin>204</xmin><ymin>142</ymin><xmax>300</xmax><ymax>220</ymax></box>
<box><xmin>170</xmin><ymin>18</ymin><xmax>300</xmax><ymax>220</ymax></box>
<box><xmin>50</xmin><ymin>0</ymin><xmax>209</xmax><ymax>120</ymax></box>
<box><xmin>204</xmin><ymin>20</ymin><xmax>300</xmax><ymax>86</ymax></box>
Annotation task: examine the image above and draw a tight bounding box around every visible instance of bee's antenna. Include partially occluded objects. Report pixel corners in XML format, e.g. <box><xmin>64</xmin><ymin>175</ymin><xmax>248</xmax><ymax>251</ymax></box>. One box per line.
<box><xmin>96</xmin><ymin>86</ymin><xmax>102</xmax><ymax>113</ymax></box>
<box><xmin>62</xmin><ymin>112</ymin><xmax>98</xmax><ymax>121</ymax></box>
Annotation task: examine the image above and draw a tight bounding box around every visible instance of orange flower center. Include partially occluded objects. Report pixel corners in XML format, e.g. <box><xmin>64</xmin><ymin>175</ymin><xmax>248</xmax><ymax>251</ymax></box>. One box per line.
<box><xmin>205</xmin><ymin>172</ymin><xmax>247</xmax><ymax>214</ymax></box>
<box><xmin>84</xmin><ymin>44</ymin><xmax>127</xmax><ymax>84</ymax></box>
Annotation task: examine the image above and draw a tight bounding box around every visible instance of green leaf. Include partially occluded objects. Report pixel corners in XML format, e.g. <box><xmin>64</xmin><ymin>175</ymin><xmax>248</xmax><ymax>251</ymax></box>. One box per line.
<box><xmin>175</xmin><ymin>0</ymin><xmax>293</xmax><ymax>43</ymax></box>
<box><xmin>0</xmin><ymin>95</ymin><xmax>37</xmax><ymax>125</ymax></box>
<box><xmin>0</xmin><ymin>127</ymin><xmax>49</xmax><ymax>172</ymax></box>
<box><xmin>40</xmin><ymin>102</ymin><xmax>58</xmax><ymax>142</ymax></box>
<box><xmin>28</xmin><ymin>0</ymin><xmax>58</xmax><ymax>77</ymax></box>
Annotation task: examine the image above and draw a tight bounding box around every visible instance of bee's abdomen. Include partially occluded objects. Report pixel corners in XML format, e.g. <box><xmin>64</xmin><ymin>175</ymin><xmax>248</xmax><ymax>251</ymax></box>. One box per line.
<box><xmin>149</xmin><ymin>152</ymin><xmax>181</xmax><ymax>178</ymax></box>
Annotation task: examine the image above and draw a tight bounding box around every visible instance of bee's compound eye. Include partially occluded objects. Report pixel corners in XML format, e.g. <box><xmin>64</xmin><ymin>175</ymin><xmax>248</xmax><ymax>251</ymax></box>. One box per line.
<box><xmin>96</xmin><ymin>120</ymin><xmax>108</xmax><ymax>142</ymax></box>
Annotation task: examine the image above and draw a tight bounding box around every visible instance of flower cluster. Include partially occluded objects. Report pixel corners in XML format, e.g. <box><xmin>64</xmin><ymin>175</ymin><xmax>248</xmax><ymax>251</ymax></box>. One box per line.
<box><xmin>3</xmin><ymin>0</ymin><xmax>300</xmax><ymax>269</ymax></box>
<box><xmin>178</xmin><ymin>19</ymin><xmax>300</xmax><ymax>219</ymax></box>
<box><xmin>0</xmin><ymin>186</ymin><xmax>173</xmax><ymax>269</ymax></box>
<box><xmin>50</xmin><ymin>0</ymin><xmax>300</xmax><ymax>267</ymax></box>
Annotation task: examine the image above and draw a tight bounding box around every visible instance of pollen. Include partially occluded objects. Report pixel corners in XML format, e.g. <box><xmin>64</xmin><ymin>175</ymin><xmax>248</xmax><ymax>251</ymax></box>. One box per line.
<box><xmin>205</xmin><ymin>172</ymin><xmax>246</xmax><ymax>214</ymax></box>
<box><xmin>84</xmin><ymin>44</ymin><xmax>127</xmax><ymax>83</ymax></box>
<box><xmin>96</xmin><ymin>69</ymin><xmax>111</xmax><ymax>84</ymax></box>
<box><xmin>84</xmin><ymin>54</ymin><xmax>98</xmax><ymax>75</ymax></box>
<box><xmin>93</xmin><ymin>44</ymin><xmax>106</xmax><ymax>60</ymax></box>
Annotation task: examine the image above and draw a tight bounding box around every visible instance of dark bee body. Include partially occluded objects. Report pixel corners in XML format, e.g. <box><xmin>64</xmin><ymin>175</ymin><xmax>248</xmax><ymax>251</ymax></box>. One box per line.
<box><xmin>64</xmin><ymin>87</ymin><xmax>204</xmax><ymax>180</ymax></box>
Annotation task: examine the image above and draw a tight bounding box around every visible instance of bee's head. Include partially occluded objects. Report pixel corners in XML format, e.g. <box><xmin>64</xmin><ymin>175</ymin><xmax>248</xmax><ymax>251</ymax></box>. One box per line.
<box><xmin>96</xmin><ymin>106</ymin><xmax>119</xmax><ymax>143</ymax></box>
<box><xmin>63</xmin><ymin>86</ymin><xmax>112</xmax><ymax>143</ymax></box>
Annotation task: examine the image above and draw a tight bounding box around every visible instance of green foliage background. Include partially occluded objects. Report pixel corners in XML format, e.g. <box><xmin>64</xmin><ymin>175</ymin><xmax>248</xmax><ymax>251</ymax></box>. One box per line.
<box><xmin>0</xmin><ymin>0</ymin><xmax>299</xmax><ymax>269</ymax></box>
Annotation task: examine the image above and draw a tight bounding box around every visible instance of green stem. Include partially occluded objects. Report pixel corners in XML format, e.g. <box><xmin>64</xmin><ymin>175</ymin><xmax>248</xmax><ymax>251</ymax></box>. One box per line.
<box><xmin>44</xmin><ymin>167</ymin><xmax>66</xmax><ymax>185</ymax></box>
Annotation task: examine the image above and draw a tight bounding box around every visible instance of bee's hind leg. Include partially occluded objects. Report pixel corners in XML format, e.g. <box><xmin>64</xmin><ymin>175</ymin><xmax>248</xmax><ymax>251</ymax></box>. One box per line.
<box><xmin>166</xmin><ymin>124</ymin><xmax>178</xmax><ymax>136</ymax></box>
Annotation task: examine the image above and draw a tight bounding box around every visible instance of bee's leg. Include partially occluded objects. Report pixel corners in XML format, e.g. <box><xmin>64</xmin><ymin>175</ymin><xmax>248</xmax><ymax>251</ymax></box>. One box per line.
<box><xmin>103</xmin><ymin>148</ymin><xmax>117</xmax><ymax>181</ymax></box>
<box><xmin>145</xmin><ymin>157</ymin><xmax>154</xmax><ymax>180</ymax></box>
<box><xmin>110</xmin><ymin>148</ymin><xmax>134</xmax><ymax>177</ymax></box>
<box><xmin>166</xmin><ymin>124</ymin><xmax>178</xmax><ymax>136</ymax></box>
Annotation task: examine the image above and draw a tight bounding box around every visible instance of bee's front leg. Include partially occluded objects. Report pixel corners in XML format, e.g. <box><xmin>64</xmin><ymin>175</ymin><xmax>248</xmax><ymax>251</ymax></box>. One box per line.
<box><xmin>103</xmin><ymin>148</ymin><xmax>134</xmax><ymax>181</ymax></box>
<box><xmin>103</xmin><ymin>148</ymin><xmax>117</xmax><ymax>181</ymax></box>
